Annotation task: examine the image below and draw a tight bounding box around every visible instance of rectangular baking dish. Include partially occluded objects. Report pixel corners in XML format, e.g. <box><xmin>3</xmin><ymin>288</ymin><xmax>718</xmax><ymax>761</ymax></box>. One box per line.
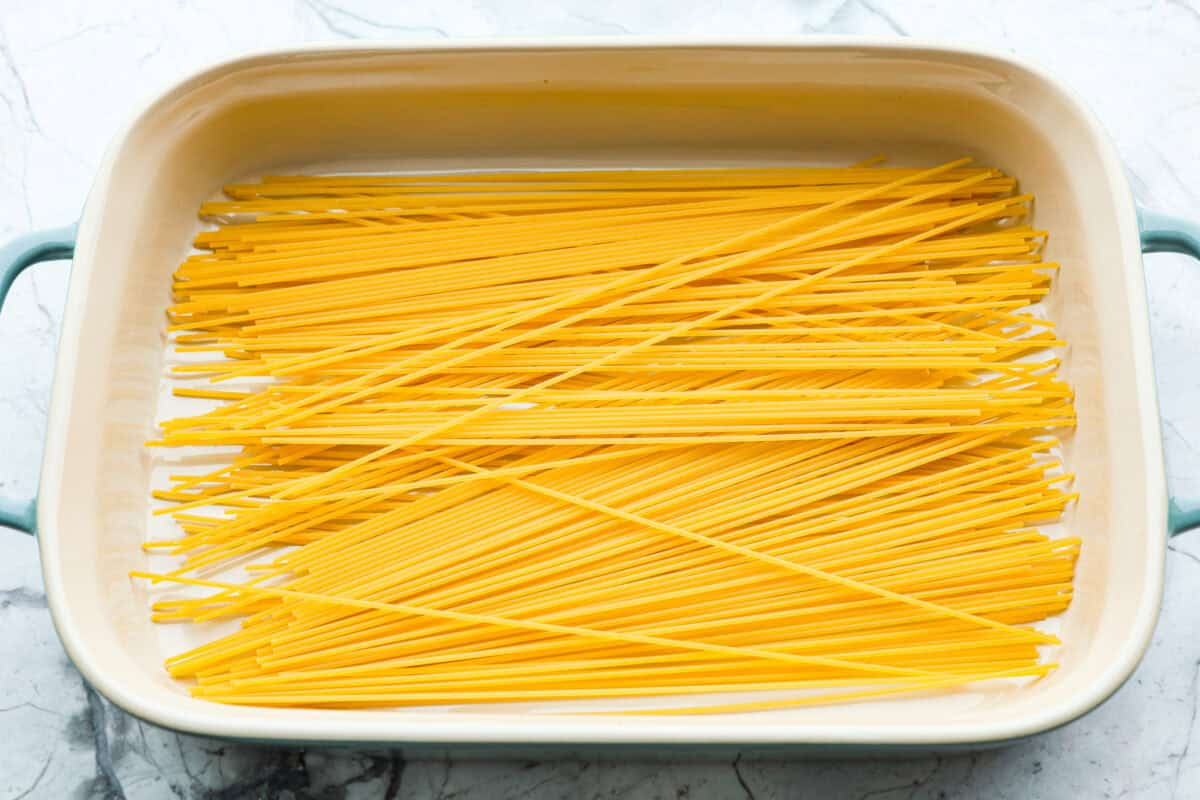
<box><xmin>3</xmin><ymin>39</ymin><xmax>1200</xmax><ymax>748</ymax></box>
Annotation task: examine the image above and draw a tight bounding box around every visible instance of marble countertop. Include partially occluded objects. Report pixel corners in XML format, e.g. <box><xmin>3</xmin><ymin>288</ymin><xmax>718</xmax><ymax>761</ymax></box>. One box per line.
<box><xmin>2</xmin><ymin>1</ymin><xmax>1199</xmax><ymax>798</ymax></box>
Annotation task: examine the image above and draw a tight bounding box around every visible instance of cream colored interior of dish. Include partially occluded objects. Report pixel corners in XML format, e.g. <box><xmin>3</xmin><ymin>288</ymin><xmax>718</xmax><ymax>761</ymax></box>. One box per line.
<box><xmin>42</xmin><ymin>44</ymin><xmax>1162</xmax><ymax>742</ymax></box>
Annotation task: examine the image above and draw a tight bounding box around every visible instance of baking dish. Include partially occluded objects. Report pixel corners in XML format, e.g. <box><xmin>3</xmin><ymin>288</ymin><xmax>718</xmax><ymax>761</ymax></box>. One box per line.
<box><xmin>1</xmin><ymin>39</ymin><xmax>1198</xmax><ymax>748</ymax></box>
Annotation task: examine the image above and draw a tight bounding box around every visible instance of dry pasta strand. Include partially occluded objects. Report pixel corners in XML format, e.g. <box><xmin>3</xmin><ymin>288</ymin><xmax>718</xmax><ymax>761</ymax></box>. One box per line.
<box><xmin>140</xmin><ymin>159</ymin><xmax>1078</xmax><ymax>713</ymax></box>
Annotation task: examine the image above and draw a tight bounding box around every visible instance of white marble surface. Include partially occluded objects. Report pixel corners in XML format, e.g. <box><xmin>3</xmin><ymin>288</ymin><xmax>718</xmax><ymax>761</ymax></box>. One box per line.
<box><xmin>1</xmin><ymin>1</ymin><xmax>1199</xmax><ymax>797</ymax></box>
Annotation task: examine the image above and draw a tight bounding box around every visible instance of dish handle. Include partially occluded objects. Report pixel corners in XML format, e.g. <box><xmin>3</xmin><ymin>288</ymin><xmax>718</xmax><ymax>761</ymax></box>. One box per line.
<box><xmin>0</xmin><ymin>224</ymin><xmax>77</xmax><ymax>535</ymax></box>
<box><xmin>1138</xmin><ymin>206</ymin><xmax>1200</xmax><ymax>536</ymax></box>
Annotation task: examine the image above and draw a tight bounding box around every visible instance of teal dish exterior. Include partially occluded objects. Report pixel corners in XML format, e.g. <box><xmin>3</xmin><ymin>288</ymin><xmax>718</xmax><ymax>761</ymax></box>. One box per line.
<box><xmin>0</xmin><ymin>224</ymin><xmax>76</xmax><ymax>534</ymax></box>
<box><xmin>1137</xmin><ymin>207</ymin><xmax>1200</xmax><ymax>536</ymax></box>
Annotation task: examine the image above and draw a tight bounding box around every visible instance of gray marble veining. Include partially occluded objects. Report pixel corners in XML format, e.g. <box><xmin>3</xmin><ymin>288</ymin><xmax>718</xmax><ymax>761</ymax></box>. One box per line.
<box><xmin>1</xmin><ymin>1</ymin><xmax>1199</xmax><ymax>798</ymax></box>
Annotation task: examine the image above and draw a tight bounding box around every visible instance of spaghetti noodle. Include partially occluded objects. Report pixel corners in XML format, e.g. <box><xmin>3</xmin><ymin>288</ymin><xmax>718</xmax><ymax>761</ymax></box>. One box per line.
<box><xmin>139</xmin><ymin>159</ymin><xmax>1077</xmax><ymax>713</ymax></box>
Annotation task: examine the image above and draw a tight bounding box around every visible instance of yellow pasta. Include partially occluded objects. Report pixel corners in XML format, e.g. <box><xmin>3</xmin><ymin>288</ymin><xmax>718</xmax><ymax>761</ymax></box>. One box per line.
<box><xmin>138</xmin><ymin>159</ymin><xmax>1077</xmax><ymax>712</ymax></box>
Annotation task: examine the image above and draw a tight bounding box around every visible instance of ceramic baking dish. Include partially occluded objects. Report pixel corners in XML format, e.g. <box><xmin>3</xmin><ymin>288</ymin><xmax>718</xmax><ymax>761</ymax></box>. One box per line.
<box><xmin>2</xmin><ymin>40</ymin><xmax>1199</xmax><ymax>749</ymax></box>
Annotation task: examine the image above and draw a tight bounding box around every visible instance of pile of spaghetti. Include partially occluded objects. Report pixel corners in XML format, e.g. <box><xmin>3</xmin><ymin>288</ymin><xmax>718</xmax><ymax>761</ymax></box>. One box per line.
<box><xmin>140</xmin><ymin>158</ymin><xmax>1078</xmax><ymax>713</ymax></box>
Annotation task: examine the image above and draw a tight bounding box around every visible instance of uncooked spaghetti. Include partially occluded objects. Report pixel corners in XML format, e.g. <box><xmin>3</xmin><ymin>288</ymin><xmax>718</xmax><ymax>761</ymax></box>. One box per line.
<box><xmin>138</xmin><ymin>158</ymin><xmax>1077</xmax><ymax>713</ymax></box>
